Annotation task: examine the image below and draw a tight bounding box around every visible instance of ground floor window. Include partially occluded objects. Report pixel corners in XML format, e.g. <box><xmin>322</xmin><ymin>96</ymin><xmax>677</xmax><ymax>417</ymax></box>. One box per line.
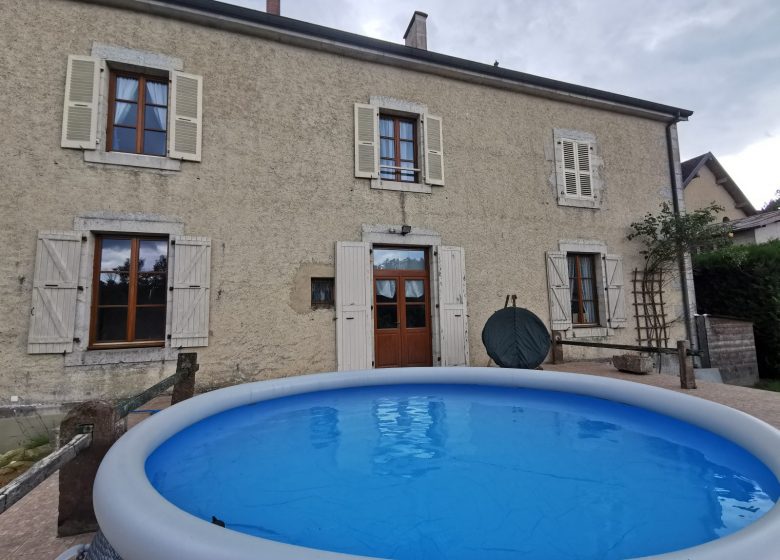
<box><xmin>567</xmin><ymin>253</ymin><xmax>599</xmax><ymax>326</ymax></box>
<box><xmin>90</xmin><ymin>235</ymin><xmax>168</xmax><ymax>348</ymax></box>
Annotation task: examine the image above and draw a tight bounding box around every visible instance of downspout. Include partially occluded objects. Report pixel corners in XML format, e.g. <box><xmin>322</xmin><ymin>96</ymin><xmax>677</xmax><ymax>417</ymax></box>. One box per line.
<box><xmin>665</xmin><ymin>113</ymin><xmax>696</xmax><ymax>352</ymax></box>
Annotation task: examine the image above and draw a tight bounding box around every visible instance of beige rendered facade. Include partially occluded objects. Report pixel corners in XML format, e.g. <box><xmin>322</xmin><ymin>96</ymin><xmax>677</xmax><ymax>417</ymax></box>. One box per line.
<box><xmin>0</xmin><ymin>0</ymin><xmax>696</xmax><ymax>404</ymax></box>
<box><xmin>684</xmin><ymin>165</ymin><xmax>750</xmax><ymax>221</ymax></box>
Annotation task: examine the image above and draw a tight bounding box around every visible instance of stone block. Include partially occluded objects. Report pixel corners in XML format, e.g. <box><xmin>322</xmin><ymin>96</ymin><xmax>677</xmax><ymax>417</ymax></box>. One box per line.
<box><xmin>612</xmin><ymin>354</ymin><xmax>654</xmax><ymax>374</ymax></box>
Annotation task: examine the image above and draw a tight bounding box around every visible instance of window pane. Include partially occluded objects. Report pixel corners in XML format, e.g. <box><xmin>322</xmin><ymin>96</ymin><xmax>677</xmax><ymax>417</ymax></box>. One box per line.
<box><xmin>134</xmin><ymin>307</ymin><xmax>166</xmax><ymax>340</ymax></box>
<box><xmin>139</xmin><ymin>240</ymin><xmax>168</xmax><ymax>272</ymax></box>
<box><xmin>96</xmin><ymin>307</ymin><xmax>127</xmax><ymax>342</ymax></box>
<box><xmin>375</xmin><ymin>280</ymin><xmax>397</xmax><ymax>303</ymax></box>
<box><xmin>113</xmin><ymin>102</ymin><xmax>137</xmax><ymax>126</ymax></box>
<box><xmin>377</xmin><ymin>306</ymin><xmax>397</xmax><ymax>329</ymax></box>
<box><xmin>112</xmin><ymin>127</ymin><xmax>136</xmax><ymax>153</ymax></box>
<box><xmin>115</xmin><ymin>77</ymin><xmax>138</xmax><ymax>101</ymax></box>
<box><xmin>406</xmin><ymin>304</ymin><xmax>426</xmax><ymax>328</ymax></box>
<box><xmin>400</xmin><ymin>141</ymin><xmax>414</xmax><ymax>161</ymax></box>
<box><xmin>399</xmin><ymin>121</ymin><xmax>414</xmax><ymax>140</ymax></box>
<box><xmin>580</xmin><ymin>256</ymin><xmax>594</xmax><ymax>278</ymax></box>
<box><xmin>581</xmin><ymin>276</ymin><xmax>594</xmax><ymax>301</ymax></box>
<box><xmin>98</xmin><ymin>273</ymin><xmax>129</xmax><ymax>305</ymax></box>
<box><xmin>100</xmin><ymin>239</ymin><xmax>131</xmax><ymax>271</ymax></box>
<box><xmin>145</xmin><ymin>81</ymin><xmax>168</xmax><ymax>106</ymax></box>
<box><xmin>374</xmin><ymin>249</ymin><xmax>425</xmax><ymax>270</ymax></box>
<box><xmin>379</xmin><ymin>117</ymin><xmax>393</xmax><ymax>138</ymax></box>
<box><xmin>567</xmin><ymin>256</ymin><xmax>577</xmax><ymax>280</ymax></box>
<box><xmin>144</xmin><ymin>106</ymin><xmax>167</xmax><ymax>131</ymax></box>
<box><xmin>380</xmin><ymin>139</ymin><xmax>395</xmax><ymax>159</ymax></box>
<box><xmin>143</xmin><ymin>130</ymin><xmax>167</xmax><ymax>156</ymax></box>
<box><xmin>405</xmin><ymin>280</ymin><xmax>424</xmax><ymax>302</ymax></box>
<box><xmin>583</xmin><ymin>301</ymin><xmax>596</xmax><ymax>324</ymax></box>
<box><xmin>311</xmin><ymin>278</ymin><xmax>334</xmax><ymax>307</ymax></box>
<box><xmin>400</xmin><ymin>161</ymin><xmax>415</xmax><ymax>182</ymax></box>
<box><xmin>137</xmin><ymin>274</ymin><xmax>167</xmax><ymax>305</ymax></box>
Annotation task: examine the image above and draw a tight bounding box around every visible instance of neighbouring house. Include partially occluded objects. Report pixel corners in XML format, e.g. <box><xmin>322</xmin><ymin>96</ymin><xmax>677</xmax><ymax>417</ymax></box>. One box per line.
<box><xmin>727</xmin><ymin>210</ymin><xmax>780</xmax><ymax>245</ymax></box>
<box><xmin>0</xmin><ymin>0</ymin><xmax>697</xmax><ymax>404</ymax></box>
<box><xmin>682</xmin><ymin>152</ymin><xmax>757</xmax><ymax>221</ymax></box>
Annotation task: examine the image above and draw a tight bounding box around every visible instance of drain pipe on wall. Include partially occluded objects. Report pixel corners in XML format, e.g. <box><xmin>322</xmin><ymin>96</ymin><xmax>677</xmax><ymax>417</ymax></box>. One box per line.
<box><xmin>665</xmin><ymin>113</ymin><xmax>698</xmax><ymax>358</ymax></box>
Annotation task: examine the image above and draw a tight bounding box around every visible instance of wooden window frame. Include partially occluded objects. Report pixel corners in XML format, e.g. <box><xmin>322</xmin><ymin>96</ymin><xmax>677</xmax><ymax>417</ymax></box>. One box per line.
<box><xmin>568</xmin><ymin>253</ymin><xmax>600</xmax><ymax>327</ymax></box>
<box><xmin>107</xmin><ymin>70</ymin><xmax>168</xmax><ymax>156</ymax></box>
<box><xmin>379</xmin><ymin>114</ymin><xmax>419</xmax><ymax>183</ymax></box>
<box><xmin>89</xmin><ymin>234</ymin><xmax>168</xmax><ymax>350</ymax></box>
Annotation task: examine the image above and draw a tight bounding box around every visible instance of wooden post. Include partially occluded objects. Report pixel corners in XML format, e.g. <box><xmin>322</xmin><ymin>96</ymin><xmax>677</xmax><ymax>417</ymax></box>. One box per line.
<box><xmin>552</xmin><ymin>331</ymin><xmax>564</xmax><ymax>364</ymax></box>
<box><xmin>57</xmin><ymin>401</ymin><xmax>124</xmax><ymax>536</ymax></box>
<box><xmin>172</xmin><ymin>352</ymin><xmax>199</xmax><ymax>405</ymax></box>
<box><xmin>677</xmin><ymin>340</ymin><xmax>697</xmax><ymax>389</ymax></box>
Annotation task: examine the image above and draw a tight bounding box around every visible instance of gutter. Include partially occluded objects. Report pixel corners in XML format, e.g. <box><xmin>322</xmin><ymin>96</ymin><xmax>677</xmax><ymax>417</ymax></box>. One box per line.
<box><xmin>665</xmin><ymin>115</ymin><xmax>696</xmax><ymax>350</ymax></box>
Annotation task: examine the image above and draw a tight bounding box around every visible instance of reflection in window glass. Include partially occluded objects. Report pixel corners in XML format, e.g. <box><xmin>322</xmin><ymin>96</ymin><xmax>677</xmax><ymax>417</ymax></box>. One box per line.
<box><xmin>377</xmin><ymin>306</ymin><xmax>398</xmax><ymax>329</ymax></box>
<box><xmin>98</xmin><ymin>273</ymin><xmax>129</xmax><ymax>305</ymax></box>
<box><xmin>100</xmin><ymin>239</ymin><xmax>132</xmax><ymax>271</ymax></box>
<box><xmin>406</xmin><ymin>305</ymin><xmax>426</xmax><ymax>328</ymax></box>
<box><xmin>405</xmin><ymin>280</ymin><xmax>424</xmax><ymax>302</ymax></box>
<box><xmin>374</xmin><ymin>249</ymin><xmax>425</xmax><ymax>270</ymax></box>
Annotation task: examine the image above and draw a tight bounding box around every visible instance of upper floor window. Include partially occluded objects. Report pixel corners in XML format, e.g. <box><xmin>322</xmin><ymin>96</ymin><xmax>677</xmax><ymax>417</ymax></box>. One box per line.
<box><xmin>108</xmin><ymin>71</ymin><xmax>168</xmax><ymax>156</ymax></box>
<box><xmin>567</xmin><ymin>253</ymin><xmax>599</xmax><ymax>326</ymax></box>
<box><xmin>379</xmin><ymin>115</ymin><xmax>419</xmax><ymax>183</ymax></box>
<box><xmin>90</xmin><ymin>235</ymin><xmax>168</xmax><ymax>348</ymax></box>
<box><xmin>553</xmin><ymin>129</ymin><xmax>601</xmax><ymax>209</ymax></box>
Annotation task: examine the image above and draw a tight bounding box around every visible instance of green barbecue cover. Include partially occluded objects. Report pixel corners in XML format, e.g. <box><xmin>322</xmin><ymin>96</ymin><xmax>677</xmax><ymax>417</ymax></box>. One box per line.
<box><xmin>481</xmin><ymin>307</ymin><xmax>551</xmax><ymax>369</ymax></box>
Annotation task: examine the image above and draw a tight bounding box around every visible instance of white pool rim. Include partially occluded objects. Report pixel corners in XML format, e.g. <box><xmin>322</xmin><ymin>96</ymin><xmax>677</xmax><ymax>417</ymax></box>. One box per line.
<box><xmin>93</xmin><ymin>368</ymin><xmax>780</xmax><ymax>560</ymax></box>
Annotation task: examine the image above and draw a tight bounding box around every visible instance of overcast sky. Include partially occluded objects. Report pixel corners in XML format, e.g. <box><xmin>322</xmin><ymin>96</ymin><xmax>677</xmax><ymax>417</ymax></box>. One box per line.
<box><xmin>227</xmin><ymin>0</ymin><xmax>780</xmax><ymax>208</ymax></box>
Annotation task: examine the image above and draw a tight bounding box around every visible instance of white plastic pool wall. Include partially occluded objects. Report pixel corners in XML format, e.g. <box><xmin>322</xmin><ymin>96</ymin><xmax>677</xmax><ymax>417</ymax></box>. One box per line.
<box><xmin>93</xmin><ymin>368</ymin><xmax>780</xmax><ymax>560</ymax></box>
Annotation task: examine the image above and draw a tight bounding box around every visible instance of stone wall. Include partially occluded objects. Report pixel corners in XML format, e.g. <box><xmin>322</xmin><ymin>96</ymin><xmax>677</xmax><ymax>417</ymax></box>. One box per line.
<box><xmin>696</xmin><ymin>315</ymin><xmax>759</xmax><ymax>386</ymax></box>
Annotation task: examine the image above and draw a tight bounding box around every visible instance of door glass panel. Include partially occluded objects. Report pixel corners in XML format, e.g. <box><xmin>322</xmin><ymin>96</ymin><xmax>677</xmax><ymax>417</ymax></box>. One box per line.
<box><xmin>377</xmin><ymin>306</ymin><xmax>398</xmax><ymax>329</ymax></box>
<box><xmin>405</xmin><ymin>280</ymin><xmax>424</xmax><ymax>302</ymax></box>
<box><xmin>100</xmin><ymin>239</ymin><xmax>132</xmax><ymax>271</ymax></box>
<box><xmin>375</xmin><ymin>280</ymin><xmax>397</xmax><ymax>303</ymax></box>
<box><xmin>406</xmin><ymin>305</ymin><xmax>426</xmax><ymax>328</ymax></box>
<box><xmin>374</xmin><ymin>249</ymin><xmax>425</xmax><ymax>270</ymax></box>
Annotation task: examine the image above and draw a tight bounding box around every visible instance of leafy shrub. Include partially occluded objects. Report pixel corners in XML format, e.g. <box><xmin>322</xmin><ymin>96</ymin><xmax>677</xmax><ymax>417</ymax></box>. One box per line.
<box><xmin>694</xmin><ymin>240</ymin><xmax>780</xmax><ymax>378</ymax></box>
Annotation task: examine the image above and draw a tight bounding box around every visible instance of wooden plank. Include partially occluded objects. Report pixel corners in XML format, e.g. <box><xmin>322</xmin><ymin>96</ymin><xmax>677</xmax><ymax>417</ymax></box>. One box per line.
<box><xmin>0</xmin><ymin>433</ymin><xmax>91</xmax><ymax>515</ymax></box>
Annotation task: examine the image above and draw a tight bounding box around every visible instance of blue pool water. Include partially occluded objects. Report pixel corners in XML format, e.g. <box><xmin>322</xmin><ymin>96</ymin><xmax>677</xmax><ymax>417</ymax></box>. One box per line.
<box><xmin>146</xmin><ymin>384</ymin><xmax>779</xmax><ymax>559</ymax></box>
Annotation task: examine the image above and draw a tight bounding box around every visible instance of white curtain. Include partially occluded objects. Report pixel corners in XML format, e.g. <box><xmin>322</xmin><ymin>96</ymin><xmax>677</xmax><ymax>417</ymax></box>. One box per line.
<box><xmin>114</xmin><ymin>77</ymin><xmax>138</xmax><ymax>126</ymax></box>
<box><xmin>376</xmin><ymin>280</ymin><xmax>396</xmax><ymax>300</ymax></box>
<box><xmin>145</xmin><ymin>82</ymin><xmax>168</xmax><ymax>130</ymax></box>
<box><xmin>405</xmin><ymin>280</ymin><xmax>424</xmax><ymax>299</ymax></box>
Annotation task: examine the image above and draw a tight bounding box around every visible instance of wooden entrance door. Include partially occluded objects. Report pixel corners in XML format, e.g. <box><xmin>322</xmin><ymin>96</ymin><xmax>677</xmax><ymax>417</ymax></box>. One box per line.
<box><xmin>373</xmin><ymin>247</ymin><xmax>432</xmax><ymax>368</ymax></box>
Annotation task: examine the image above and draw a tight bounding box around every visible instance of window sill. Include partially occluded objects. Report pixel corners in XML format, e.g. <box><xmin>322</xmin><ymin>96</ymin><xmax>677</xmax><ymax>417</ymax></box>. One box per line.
<box><xmin>84</xmin><ymin>150</ymin><xmax>182</xmax><ymax>171</ymax></box>
<box><xmin>64</xmin><ymin>345</ymin><xmax>179</xmax><ymax>367</ymax></box>
<box><xmin>371</xmin><ymin>178</ymin><xmax>432</xmax><ymax>194</ymax></box>
<box><xmin>557</xmin><ymin>196</ymin><xmax>600</xmax><ymax>209</ymax></box>
<box><xmin>567</xmin><ymin>326</ymin><xmax>612</xmax><ymax>338</ymax></box>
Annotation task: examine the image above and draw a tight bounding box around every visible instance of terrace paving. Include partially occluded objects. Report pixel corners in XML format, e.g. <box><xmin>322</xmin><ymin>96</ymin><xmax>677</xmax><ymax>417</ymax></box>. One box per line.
<box><xmin>0</xmin><ymin>367</ymin><xmax>778</xmax><ymax>559</ymax></box>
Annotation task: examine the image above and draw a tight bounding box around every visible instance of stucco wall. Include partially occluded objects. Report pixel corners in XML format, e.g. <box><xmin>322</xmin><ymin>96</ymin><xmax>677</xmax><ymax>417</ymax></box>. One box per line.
<box><xmin>684</xmin><ymin>166</ymin><xmax>748</xmax><ymax>221</ymax></box>
<box><xmin>0</xmin><ymin>0</ymin><xmax>686</xmax><ymax>403</ymax></box>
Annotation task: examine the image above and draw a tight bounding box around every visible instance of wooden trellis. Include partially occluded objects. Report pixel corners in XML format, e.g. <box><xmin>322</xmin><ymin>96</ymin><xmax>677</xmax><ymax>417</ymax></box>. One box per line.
<box><xmin>632</xmin><ymin>268</ymin><xmax>669</xmax><ymax>348</ymax></box>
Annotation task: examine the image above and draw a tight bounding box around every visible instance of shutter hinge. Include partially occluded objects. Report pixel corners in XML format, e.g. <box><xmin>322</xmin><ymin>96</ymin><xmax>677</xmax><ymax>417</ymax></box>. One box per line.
<box><xmin>371</xmin><ymin>361</ymin><xmax>375</xmax><ymax>366</ymax></box>
<box><xmin>437</xmin><ymin>357</ymin><xmax>442</xmax><ymax>362</ymax></box>
<box><xmin>73</xmin><ymin>337</ymin><xmax>80</xmax><ymax>343</ymax></box>
<box><xmin>169</xmin><ymin>286</ymin><xmax>174</xmax><ymax>291</ymax></box>
<box><xmin>167</xmin><ymin>334</ymin><xmax>172</xmax><ymax>340</ymax></box>
<box><xmin>77</xmin><ymin>286</ymin><xmax>84</xmax><ymax>291</ymax></box>
<box><xmin>369</xmin><ymin>248</ymin><xmax>373</xmax><ymax>254</ymax></box>
<box><xmin>171</xmin><ymin>240</ymin><xmax>176</xmax><ymax>245</ymax></box>
<box><xmin>81</xmin><ymin>235</ymin><xmax>87</xmax><ymax>242</ymax></box>
<box><xmin>371</xmin><ymin>305</ymin><xmax>374</xmax><ymax>310</ymax></box>
<box><xmin>436</xmin><ymin>303</ymin><xmax>440</xmax><ymax>309</ymax></box>
<box><xmin>433</xmin><ymin>250</ymin><xmax>438</xmax><ymax>256</ymax></box>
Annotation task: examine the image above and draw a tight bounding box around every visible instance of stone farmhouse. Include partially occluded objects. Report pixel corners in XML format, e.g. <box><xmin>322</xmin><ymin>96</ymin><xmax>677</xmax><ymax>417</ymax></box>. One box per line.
<box><xmin>0</xmin><ymin>0</ymin><xmax>698</xmax><ymax>404</ymax></box>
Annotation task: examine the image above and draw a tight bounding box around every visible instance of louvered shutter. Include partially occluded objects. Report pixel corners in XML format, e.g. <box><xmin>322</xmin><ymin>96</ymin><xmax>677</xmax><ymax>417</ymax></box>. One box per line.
<box><xmin>354</xmin><ymin>104</ymin><xmax>378</xmax><ymax>178</ymax></box>
<box><xmin>61</xmin><ymin>56</ymin><xmax>100</xmax><ymax>149</ymax></box>
<box><xmin>577</xmin><ymin>142</ymin><xmax>593</xmax><ymax>197</ymax></box>
<box><xmin>169</xmin><ymin>72</ymin><xmax>203</xmax><ymax>161</ymax></box>
<box><xmin>559</xmin><ymin>139</ymin><xmax>593</xmax><ymax>198</ymax></box>
<box><xmin>546</xmin><ymin>251</ymin><xmax>572</xmax><ymax>331</ymax></box>
<box><xmin>170</xmin><ymin>236</ymin><xmax>211</xmax><ymax>347</ymax></box>
<box><xmin>335</xmin><ymin>242</ymin><xmax>374</xmax><ymax>370</ymax></box>
<box><xmin>424</xmin><ymin>114</ymin><xmax>445</xmax><ymax>186</ymax></box>
<box><xmin>604</xmin><ymin>254</ymin><xmax>627</xmax><ymax>328</ymax></box>
<box><xmin>438</xmin><ymin>246</ymin><xmax>469</xmax><ymax>366</ymax></box>
<box><xmin>561</xmin><ymin>140</ymin><xmax>578</xmax><ymax>196</ymax></box>
<box><xmin>28</xmin><ymin>232</ymin><xmax>83</xmax><ymax>354</ymax></box>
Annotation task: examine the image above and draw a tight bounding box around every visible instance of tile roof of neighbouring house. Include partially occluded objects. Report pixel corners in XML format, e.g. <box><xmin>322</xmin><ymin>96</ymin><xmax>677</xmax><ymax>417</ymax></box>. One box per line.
<box><xmin>95</xmin><ymin>0</ymin><xmax>694</xmax><ymax>121</ymax></box>
<box><xmin>681</xmin><ymin>152</ymin><xmax>757</xmax><ymax>215</ymax></box>
<box><xmin>728</xmin><ymin>209</ymin><xmax>780</xmax><ymax>232</ymax></box>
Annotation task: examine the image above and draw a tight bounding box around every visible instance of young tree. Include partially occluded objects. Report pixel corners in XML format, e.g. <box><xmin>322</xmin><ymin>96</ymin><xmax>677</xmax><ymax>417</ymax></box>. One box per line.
<box><xmin>761</xmin><ymin>190</ymin><xmax>780</xmax><ymax>213</ymax></box>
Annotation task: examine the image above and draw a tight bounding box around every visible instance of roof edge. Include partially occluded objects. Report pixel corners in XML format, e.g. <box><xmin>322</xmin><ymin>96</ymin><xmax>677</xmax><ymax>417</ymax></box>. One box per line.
<box><xmin>85</xmin><ymin>0</ymin><xmax>694</xmax><ymax>121</ymax></box>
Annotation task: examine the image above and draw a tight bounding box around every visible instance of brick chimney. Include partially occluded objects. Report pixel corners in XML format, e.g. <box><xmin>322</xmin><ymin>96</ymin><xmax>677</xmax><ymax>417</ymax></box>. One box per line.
<box><xmin>404</xmin><ymin>11</ymin><xmax>428</xmax><ymax>49</ymax></box>
<box><xmin>266</xmin><ymin>0</ymin><xmax>280</xmax><ymax>16</ymax></box>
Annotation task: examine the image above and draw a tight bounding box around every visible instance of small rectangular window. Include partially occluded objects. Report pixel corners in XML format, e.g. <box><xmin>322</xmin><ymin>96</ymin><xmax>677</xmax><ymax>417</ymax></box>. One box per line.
<box><xmin>379</xmin><ymin>114</ymin><xmax>418</xmax><ymax>183</ymax></box>
<box><xmin>107</xmin><ymin>70</ymin><xmax>169</xmax><ymax>156</ymax></box>
<box><xmin>90</xmin><ymin>235</ymin><xmax>168</xmax><ymax>347</ymax></box>
<box><xmin>311</xmin><ymin>278</ymin><xmax>335</xmax><ymax>308</ymax></box>
<box><xmin>568</xmin><ymin>253</ymin><xmax>599</xmax><ymax>326</ymax></box>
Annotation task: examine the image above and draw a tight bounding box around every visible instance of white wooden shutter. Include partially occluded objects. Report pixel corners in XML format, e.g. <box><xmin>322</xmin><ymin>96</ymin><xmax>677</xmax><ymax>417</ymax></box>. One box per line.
<box><xmin>335</xmin><ymin>242</ymin><xmax>374</xmax><ymax>370</ymax></box>
<box><xmin>546</xmin><ymin>251</ymin><xmax>572</xmax><ymax>331</ymax></box>
<box><xmin>559</xmin><ymin>139</ymin><xmax>593</xmax><ymax>198</ymax></box>
<box><xmin>424</xmin><ymin>114</ymin><xmax>445</xmax><ymax>186</ymax></box>
<box><xmin>354</xmin><ymin>104</ymin><xmax>378</xmax><ymax>178</ymax></box>
<box><xmin>604</xmin><ymin>254</ymin><xmax>627</xmax><ymax>328</ymax></box>
<box><xmin>438</xmin><ymin>246</ymin><xmax>469</xmax><ymax>366</ymax></box>
<box><xmin>169</xmin><ymin>72</ymin><xmax>203</xmax><ymax>161</ymax></box>
<box><xmin>61</xmin><ymin>55</ymin><xmax>100</xmax><ymax>149</ymax></box>
<box><xmin>28</xmin><ymin>232</ymin><xmax>83</xmax><ymax>354</ymax></box>
<box><xmin>170</xmin><ymin>236</ymin><xmax>211</xmax><ymax>347</ymax></box>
